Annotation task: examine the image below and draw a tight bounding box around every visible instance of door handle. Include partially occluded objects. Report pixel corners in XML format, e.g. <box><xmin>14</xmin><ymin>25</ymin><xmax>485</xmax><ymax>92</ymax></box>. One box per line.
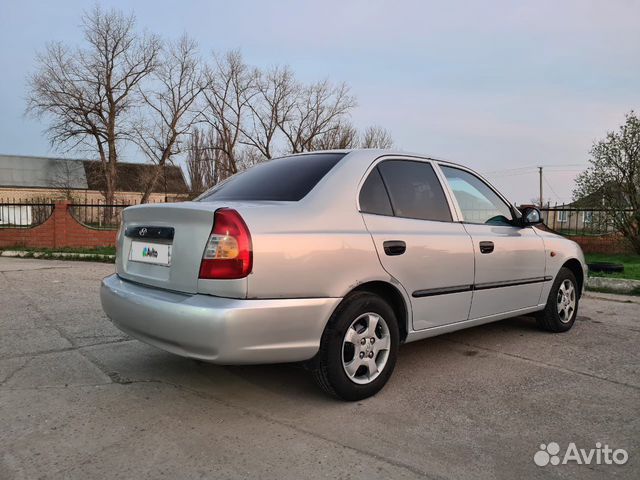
<box><xmin>479</xmin><ymin>241</ymin><xmax>494</xmax><ymax>254</ymax></box>
<box><xmin>383</xmin><ymin>240</ymin><xmax>406</xmax><ymax>256</ymax></box>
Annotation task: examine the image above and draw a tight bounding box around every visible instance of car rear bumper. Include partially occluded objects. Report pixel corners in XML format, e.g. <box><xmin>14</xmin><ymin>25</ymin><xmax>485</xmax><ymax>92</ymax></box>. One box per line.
<box><xmin>100</xmin><ymin>274</ymin><xmax>341</xmax><ymax>364</ymax></box>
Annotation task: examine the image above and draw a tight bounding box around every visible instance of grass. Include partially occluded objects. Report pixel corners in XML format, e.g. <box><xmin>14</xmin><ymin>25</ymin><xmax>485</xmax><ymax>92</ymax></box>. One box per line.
<box><xmin>585</xmin><ymin>253</ymin><xmax>640</xmax><ymax>281</ymax></box>
<box><xmin>0</xmin><ymin>245</ymin><xmax>116</xmax><ymax>263</ymax></box>
<box><xmin>0</xmin><ymin>245</ymin><xmax>115</xmax><ymax>255</ymax></box>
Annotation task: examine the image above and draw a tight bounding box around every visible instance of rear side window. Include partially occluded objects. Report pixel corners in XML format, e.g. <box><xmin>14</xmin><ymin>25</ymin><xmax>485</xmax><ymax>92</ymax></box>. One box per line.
<box><xmin>377</xmin><ymin>160</ymin><xmax>452</xmax><ymax>222</ymax></box>
<box><xmin>359</xmin><ymin>168</ymin><xmax>393</xmax><ymax>216</ymax></box>
<box><xmin>198</xmin><ymin>153</ymin><xmax>345</xmax><ymax>202</ymax></box>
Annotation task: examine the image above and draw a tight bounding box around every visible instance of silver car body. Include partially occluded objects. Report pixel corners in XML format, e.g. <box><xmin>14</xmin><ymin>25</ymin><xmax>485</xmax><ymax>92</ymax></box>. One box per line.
<box><xmin>101</xmin><ymin>150</ymin><xmax>587</xmax><ymax>363</ymax></box>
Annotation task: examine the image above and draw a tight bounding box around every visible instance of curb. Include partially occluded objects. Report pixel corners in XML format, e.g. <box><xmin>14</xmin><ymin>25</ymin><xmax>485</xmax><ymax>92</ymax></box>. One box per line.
<box><xmin>584</xmin><ymin>291</ymin><xmax>640</xmax><ymax>304</ymax></box>
<box><xmin>0</xmin><ymin>250</ymin><xmax>115</xmax><ymax>261</ymax></box>
<box><xmin>586</xmin><ymin>276</ymin><xmax>640</xmax><ymax>295</ymax></box>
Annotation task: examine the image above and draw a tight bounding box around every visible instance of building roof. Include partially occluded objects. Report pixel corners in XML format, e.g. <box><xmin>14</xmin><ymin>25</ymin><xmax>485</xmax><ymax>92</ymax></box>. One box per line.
<box><xmin>0</xmin><ymin>155</ymin><xmax>88</xmax><ymax>189</ymax></box>
<box><xmin>0</xmin><ymin>154</ymin><xmax>188</xmax><ymax>194</ymax></box>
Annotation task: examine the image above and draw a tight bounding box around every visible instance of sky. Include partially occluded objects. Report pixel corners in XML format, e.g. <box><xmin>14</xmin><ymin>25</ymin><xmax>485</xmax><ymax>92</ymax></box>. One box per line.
<box><xmin>1</xmin><ymin>0</ymin><xmax>639</xmax><ymax>204</ymax></box>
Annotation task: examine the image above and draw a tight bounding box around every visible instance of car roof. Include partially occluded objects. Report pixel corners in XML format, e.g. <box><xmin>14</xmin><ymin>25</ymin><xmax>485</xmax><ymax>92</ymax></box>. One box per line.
<box><xmin>286</xmin><ymin>148</ymin><xmax>467</xmax><ymax>169</ymax></box>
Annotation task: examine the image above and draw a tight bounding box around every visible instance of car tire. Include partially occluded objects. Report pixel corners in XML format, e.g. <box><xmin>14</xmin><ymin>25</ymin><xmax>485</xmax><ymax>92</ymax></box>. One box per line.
<box><xmin>536</xmin><ymin>267</ymin><xmax>579</xmax><ymax>333</ymax></box>
<box><xmin>312</xmin><ymin>292</ymin><xmax>399</xmax><ymax>401</ymax></box>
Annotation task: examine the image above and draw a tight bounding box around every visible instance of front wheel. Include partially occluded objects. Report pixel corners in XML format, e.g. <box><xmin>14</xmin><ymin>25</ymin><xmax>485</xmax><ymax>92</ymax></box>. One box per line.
<box><xmin>536</xmin><ymin>267</ymin><xmax>579</xmax><ymax>332</ymax></box>
<box><xmin>312</xmin><ymin>292</ymin><xmax>399</xmax><ymax>401</ymax></box>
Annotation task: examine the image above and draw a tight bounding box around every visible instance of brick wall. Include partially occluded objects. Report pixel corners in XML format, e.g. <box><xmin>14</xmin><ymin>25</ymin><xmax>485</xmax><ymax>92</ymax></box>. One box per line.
<box><xmin>568</xmin><ymin>235</ymin><xmax>634</xmax><ymax>255</ymax></box>
<box><xmin>536</xmin><ymin>224</ymin><xmax>633</xmax><ymax>254</ymax></box>
<box><xmin>0</xmin><ymin>201</ymin><xmax>117</xmax><ymax>249</ymax></box>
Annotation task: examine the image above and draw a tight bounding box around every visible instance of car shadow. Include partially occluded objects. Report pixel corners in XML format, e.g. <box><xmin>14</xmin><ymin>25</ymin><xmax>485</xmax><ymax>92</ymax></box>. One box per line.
<box><xmin>143</xmin><ymin>314</ymin><xmax>545</xmax><ymax>401</ymax></box>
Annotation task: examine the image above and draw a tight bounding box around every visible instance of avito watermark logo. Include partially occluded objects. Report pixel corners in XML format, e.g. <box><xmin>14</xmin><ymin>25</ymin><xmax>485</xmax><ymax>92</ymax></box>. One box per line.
<box><xmin>142</xmin><ymin>246</ymin><xmax>158</xmax><ymax>258</ymax></box>
<box><xmin>534</xmin><ymin>442</ymin><xmax>628</xmax><ymax>467</ymax></box>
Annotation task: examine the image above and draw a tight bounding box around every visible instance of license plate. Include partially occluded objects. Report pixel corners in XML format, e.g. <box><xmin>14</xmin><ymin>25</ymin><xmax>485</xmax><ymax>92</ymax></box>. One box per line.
<box><xmin>129</xmin><ymin>241</ymin><xmax>172</xmax><ymax>266</ymax></box>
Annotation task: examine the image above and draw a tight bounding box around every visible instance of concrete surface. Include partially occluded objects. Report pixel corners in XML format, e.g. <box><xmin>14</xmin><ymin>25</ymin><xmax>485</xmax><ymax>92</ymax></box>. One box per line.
<box><xmin>0</xmin><ymin>257</ymin><xmax>638</xmax><ymax>480</ymax></box>
<box><xmin>587</xmin><ymin>275</ymin><xmax>640</xmax><ymax>294</ymax></box>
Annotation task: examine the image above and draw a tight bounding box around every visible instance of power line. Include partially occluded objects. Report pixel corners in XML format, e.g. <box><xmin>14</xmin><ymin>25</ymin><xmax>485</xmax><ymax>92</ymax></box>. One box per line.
<box><xmin>542</xmin><ymin>163</ymin><xmax>587</xmax><ymax>168</ymax></box>
<box><xmin>483</xmin><ymin>171</ymin><xmax>537</xmax><ymax>178</ymax></box>
<box><xmin>481</xmin><ymin>163</ymin><xmax>587</xmax><ymax>176</ymax></box>
<box><xmin>543</xmin><ymin>174</ymin><xmax>562</xmax><ymax>202</ymax></box>
<box><xmin>482</xmin><ymin>167</ymin><xmax>537</xmax><ymax>175</ymax></box>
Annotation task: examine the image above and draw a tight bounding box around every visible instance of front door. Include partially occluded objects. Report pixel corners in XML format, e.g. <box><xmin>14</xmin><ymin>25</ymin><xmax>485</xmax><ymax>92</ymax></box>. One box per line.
<box><xmin>439</xmin><ymin>165</ymin><xmax>546</xmax><ymax>319</ymax></box>
<box><xmin>359</xmin><ymin>159</ymin><xmax>475</xmax><ymax>330</ymax></box>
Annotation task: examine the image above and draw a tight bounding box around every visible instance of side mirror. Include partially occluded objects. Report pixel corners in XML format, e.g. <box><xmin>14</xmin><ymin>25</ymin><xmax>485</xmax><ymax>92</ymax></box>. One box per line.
<box><xmin>520</xmin><ymin>207</ymin><xmax>542</xmax><ymax>227</ymax></box>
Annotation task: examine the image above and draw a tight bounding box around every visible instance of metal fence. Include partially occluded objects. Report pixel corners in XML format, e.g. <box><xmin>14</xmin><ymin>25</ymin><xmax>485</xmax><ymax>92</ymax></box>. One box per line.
<box><xmin>536</xmin><ymin>203</ymin><xmax>634</xmax><ymax>253</ymax></box>
<box><xmin>0</xmin><ymin>198</ymin><xmax>176</xmax><ymax>231</ymax></box>
<box><xmin>68</xmin><ymin>197</ymin><xmax>178</xmax><ymax>229</ymax></box>
<box><xmin>69</xmin><ymin>200</ymin><xmax>131</xmax><ymax>230</ymax></box>
<box><xmin>538</xmin><ymin>204</ymin><xmax>631</xmax><ymax>236</ymax></box>
<box><xmin>0</xmin><ymin>198</ymin><xmax>55</xmax><ymax>228</ymax></box>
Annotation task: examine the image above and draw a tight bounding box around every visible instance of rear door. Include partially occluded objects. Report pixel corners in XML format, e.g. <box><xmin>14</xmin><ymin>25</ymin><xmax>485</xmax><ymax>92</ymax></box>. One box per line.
<box><xmin>438</xmin><ymin>164</ymin><xmax>546</xmax><ymax>319</ymax></box>
<box><xmin>360</xmin><ymin>158</ymin><xmax>475</xmax><ymax>331</ymax></box>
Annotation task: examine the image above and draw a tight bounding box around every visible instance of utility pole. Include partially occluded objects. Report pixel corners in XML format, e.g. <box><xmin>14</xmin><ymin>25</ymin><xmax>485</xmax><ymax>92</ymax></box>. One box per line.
<box><xmin>538</xmin><ymin>166</ymin><xmax>543</xmax><ymax>207</ymax></box>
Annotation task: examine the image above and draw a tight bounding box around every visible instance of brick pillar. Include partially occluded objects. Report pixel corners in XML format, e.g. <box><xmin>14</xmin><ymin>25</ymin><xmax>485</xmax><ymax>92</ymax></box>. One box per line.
<box><xmin>53</xmin><ymin>201</ymin><xmax>70</xmax><ymax>248</ymax></box>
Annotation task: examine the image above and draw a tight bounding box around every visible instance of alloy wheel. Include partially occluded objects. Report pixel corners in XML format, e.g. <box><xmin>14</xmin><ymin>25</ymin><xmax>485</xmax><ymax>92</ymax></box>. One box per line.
<box><xmin>557</xmin><ymin>279</ymin><xmax>576</xmax><ymax>323</ymax></box>
<box><xmin>341</xmin><ymin>312</ymin><xmax>391</xmax><ymax>384</ymax></box>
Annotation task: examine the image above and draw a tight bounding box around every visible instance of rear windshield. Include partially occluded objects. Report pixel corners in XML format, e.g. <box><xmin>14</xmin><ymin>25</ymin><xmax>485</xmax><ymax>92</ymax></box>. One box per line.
<box><xmin>197</xmin><ymin>153</ymin><xmax>346</xmax><ymax>202</ymax></box>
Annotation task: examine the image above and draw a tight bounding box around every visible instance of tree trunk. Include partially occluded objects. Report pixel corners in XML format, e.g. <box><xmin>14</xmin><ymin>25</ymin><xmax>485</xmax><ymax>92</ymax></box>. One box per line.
<box><xmin>629</xmin><ymin>225</ymin><xmax>640</xmax><ymax>254</ymax></box>
<box><xmin>140</xmin><ymin>167</ymin><xmax>162</xmax><ymax>204</ymax></box>
<box><xmin>104</xmin><ymin>141</ymin><xmax>118</xmax><ymax>224</ymax></box>
<box><xmin>140</xmin><ymin>147</ymin><xmax>173</xmax><ymax>204</ymax></box>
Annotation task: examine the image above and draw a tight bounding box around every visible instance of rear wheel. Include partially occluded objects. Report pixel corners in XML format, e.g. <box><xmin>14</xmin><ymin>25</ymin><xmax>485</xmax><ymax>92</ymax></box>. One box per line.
<box><xmin>536</xmin><ymin>267</ymin><xmax>579</xmax><ymax>332</ymax></box>
<box><xmin>313</xmin><ymin>292</ymin><xmax>399</xmax><ymax>401</ymax></box>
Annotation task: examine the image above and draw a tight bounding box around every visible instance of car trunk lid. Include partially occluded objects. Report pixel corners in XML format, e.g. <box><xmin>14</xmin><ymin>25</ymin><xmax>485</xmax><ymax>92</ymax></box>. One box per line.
<box><xmin>116</xmin><ymin>202</ymin><xmax>222</xmax><ymax>294</ymax></box>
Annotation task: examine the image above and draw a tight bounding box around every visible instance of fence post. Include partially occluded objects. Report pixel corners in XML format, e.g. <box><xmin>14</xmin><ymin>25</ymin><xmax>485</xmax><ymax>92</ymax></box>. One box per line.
<box><xmin>53</xmin><ymin>200</ymin><xmax>70</xmax><ymax>248</ymax></box>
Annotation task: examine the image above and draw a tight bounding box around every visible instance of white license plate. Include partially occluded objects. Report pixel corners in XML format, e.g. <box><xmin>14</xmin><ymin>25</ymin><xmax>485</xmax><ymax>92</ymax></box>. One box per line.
<box><xmin>129</xmin><ymin>241</ymin><xmax>172</xmax><ymax>266</ymax></box>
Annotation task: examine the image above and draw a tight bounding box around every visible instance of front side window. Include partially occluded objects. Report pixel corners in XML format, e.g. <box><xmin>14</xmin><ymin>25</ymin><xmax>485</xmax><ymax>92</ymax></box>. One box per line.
<box><xmin>376</xmin><ymin>160</ymin><xmax>452</xmax><ymax>222</ymax></box>
<box><xmin>440</xmin><ymin>166</ymin><xmax>512</xmax><ymax>225</ymax></box>
<box><xmin>198</xmin><ymin>153</ymin><xmax>345</xmax><ymax>202</ymax></box>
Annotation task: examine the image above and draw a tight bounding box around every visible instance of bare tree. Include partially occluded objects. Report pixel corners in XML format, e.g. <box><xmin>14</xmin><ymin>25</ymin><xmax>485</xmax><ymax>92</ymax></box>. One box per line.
<box><xmin>279</xmin><ymin>80</ymin><xmax>356</xmax><ymax>153</ymax></box>
<box><xmin>186</xmin><ymin>128</ymin><xmax>209</xmax><ymax>195</ymax></box>
<box><xmin>311</xmin><ymin>121</ymin><xmax>359</xmax><ymax>150</ymax></box>
<box><xmin>236</xmin><ymin>147</ymin><xmax>263</xmax><ymax>172</ymax></box>
<box><xmin>360</xmin><ymin>125</ymin><xmax>393</xmax><ymax>149</ymax></box>
<box><xmin>186</xmin><ymin>127</ymin><xmax>224</xmax><ymax>195</ymax></box>
<box><xmin>26</xmin><ymin>6</ymin><xmax>160</xmax><ymax>204</ymax></box>
<box><xmin>201</xmin><ymin>50</ymin><xmax>257</xmax><ymax>181</ymax></box>
<box><xmin>241</xmin><ymin>66</ymin><xmax>297</xmax><ymax>159</ymax></box>
<box><xmin>134</xmin><ymin>35</ymin><xmax>204</xmax><ymax>203</ymax></box>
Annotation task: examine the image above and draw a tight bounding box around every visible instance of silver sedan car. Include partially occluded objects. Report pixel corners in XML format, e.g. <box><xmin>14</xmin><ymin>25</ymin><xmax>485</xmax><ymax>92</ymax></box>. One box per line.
<box><xmin>101</xmin><ymin>150</ymin><xmax>587</xmax><ymax>400</ymax></box>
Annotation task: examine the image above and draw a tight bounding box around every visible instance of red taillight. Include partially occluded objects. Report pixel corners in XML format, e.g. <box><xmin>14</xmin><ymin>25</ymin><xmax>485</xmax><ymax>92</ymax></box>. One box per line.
<box><xmin>199</xmin><ymin>208</ymin><xmax>253</xmax><ymax>279</ymax></box>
